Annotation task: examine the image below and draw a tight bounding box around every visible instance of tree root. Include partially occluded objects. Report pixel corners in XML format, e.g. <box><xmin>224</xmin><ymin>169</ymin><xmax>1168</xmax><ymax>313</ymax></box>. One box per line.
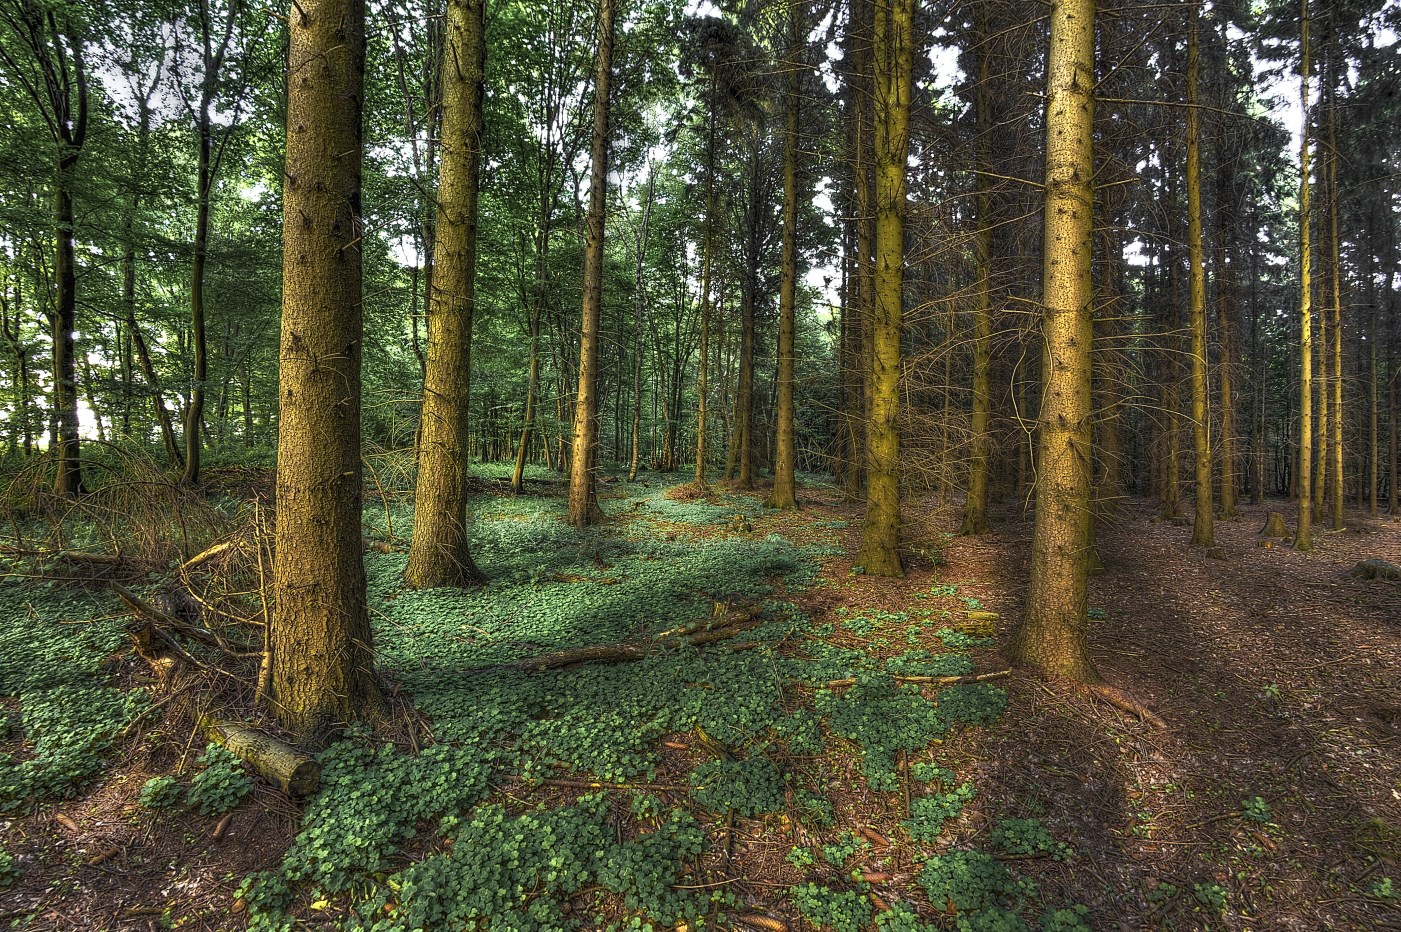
<box><xmin>1082</xmin><ymin>682</ymin><xmax>1167</xmax><ymax>729</ymax></box>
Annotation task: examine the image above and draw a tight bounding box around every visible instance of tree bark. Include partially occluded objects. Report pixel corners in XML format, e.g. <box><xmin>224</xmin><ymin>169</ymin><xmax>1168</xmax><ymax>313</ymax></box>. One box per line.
<box><xmin>270</xmin><ymin>0</ymin><xmax>384</xmax><ymax>742</ymax></box>
<box><xmin>961</xmin><ymin>11</ymin><xmax>993</xmax><ymax>535</ymax></box>
<box><xmin>1295</xmin><ymin>0</ymin><xmax>1315</xmax><ymax>551</ymax></box>
<box><xmin>1012</xmin><ymin>0</ymin><xmax>1100</xmax><ymax>683</ymax></box>
<box><xmin>406</xmin><ymin>0</ymin><xmax>488</xmax><ymax>587</ymax></box>
<box><xmin>567</xmin><ymin>0</ymin><xmax>614</xmax><ymax>528</ymax></box>
<box><xmin>772</xmin><ymin>2</ymin><xmax>802</xmax><ymax>510</ymax></box>
<box><xmin>854</xmin><ymin>0</ymin><xmax>912</xmax><ymax>575</ymax></box>
<box><xmin>1185</xmin><ymin>10</ymin><xmax>1214</xmax><ymax>549</ymax></box>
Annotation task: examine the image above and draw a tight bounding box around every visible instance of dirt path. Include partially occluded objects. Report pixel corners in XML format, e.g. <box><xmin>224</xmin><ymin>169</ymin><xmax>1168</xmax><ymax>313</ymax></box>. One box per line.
<box><xmin>951</xmin><ymin>500</ymin><xmax>1401</xmax><ymax>930</ymax></box>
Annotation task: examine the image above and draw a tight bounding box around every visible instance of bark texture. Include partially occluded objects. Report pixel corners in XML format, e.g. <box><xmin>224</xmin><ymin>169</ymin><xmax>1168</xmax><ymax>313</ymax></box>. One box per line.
<box><xmin>406</xmin><ymin>0</ymin><xmax>487</xmax><ymax>588</ymax></box>
<box><xmin>271</xmin><ymin>0</ymin><xmax>383</xmax><ymax>742</ymax></box>
<box><xmin>1012</xmin><ymin>0</ymin><xmax>1101</xmax><ymax>683</ymax></box>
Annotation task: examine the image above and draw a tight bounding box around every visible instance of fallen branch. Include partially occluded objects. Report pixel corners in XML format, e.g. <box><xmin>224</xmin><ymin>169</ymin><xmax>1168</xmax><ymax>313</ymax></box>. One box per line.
<box><xmin>112</xmin><ymin>582</ymin><xmax>223</xmax><ymax>650</ymax></box>
<box><xmin>179</xmin><ymin>541</ymin><xmax>235</xmax><ymax>574</ymax></box>
<box><xmin>512</xmin><ymin>609</ymin><xmax>761</xmax><ymax>672</ymax></box>
<box><xmin>826</xmin><ymin>669</ymin><xmax>1012</xmax><ymax>688</ymax></box>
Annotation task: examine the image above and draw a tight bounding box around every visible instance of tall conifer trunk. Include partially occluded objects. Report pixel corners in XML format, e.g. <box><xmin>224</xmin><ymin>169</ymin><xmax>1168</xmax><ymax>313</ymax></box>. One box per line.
<box><xmin>1295</xmin><ymin>0</ymin><xmax>1315</xmax><ymax>550</ymax></box>
<box><xmin>271</xmin><ymin>0</ymin><xmax>384</xmax><ymax>740</ymax></box>
<box><xmin>1012</xmin><ymin>0</ymin><xmax>1100</xmax><ymax>682</ymax></box>
<box><xmin>961</xmin><ymin>7</ymin><xmax>993</xmax><ymax>535</ymax></box>
<box><xmin>854</xmin><ymin>0</ymin><xmax>913</xmax><ymax>575</ymax></box>
<box><xmin>1185</xmin><ymin>9</ymin><xmax>1215</xmax><ymax>549</ymax></box>
<box><xmin>772</xmin><ymin>1</ymin><xmax>802</xmax><ymax>510</ymax></box>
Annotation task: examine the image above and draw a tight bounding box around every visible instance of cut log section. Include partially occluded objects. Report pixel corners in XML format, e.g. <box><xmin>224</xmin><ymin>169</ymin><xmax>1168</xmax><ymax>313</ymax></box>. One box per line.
<box><xmin>198</xmin><ymin>714</ymin><xmax>320</xmax><ymax>796</ymax></box>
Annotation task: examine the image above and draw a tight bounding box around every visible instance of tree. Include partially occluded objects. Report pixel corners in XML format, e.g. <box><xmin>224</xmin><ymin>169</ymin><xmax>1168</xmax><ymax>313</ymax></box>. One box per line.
<box><xmin>173</xmin><ymin>0</ymin><xmax>267</xmax><ymax>486</ymax></box>
<box><xmin>566</xmin><ymin>0</ymin><xmax>614</xmax><ymax>529</ymax></box>
<box><xmin>771</xmin><ymin>0</ymin><xmax>802</xmax><ymax>510</ymax></box>
<box><xmin>854</xmin><ymin>0</ymin><xmax>913</xmax><ymax>575</ymax></box>
<box><xmin>269</xmin><ymin>0</ymin><xmax>383</xmax><ymax>740</ymax></box>
<box><xmin>1185</xmin><ymin>7</ymin><xmax>1215</xmax><ymax>549</ymax></box>
<box><xmin>1011</xmin><ymin>0</ymin><xmax>1099</xmax><ymax>681</ymax></box>
<box><xmin>1295</xmin><ymin>0</ymin><xmax>1315</xmax><ymax>551</ymax></box>
<box><xmin>0</xmin><ymin>0</ymin><xmax>89</xmax><ymax>496</ymax></box>
<box><xmin>959</xmin><ymin>0</ymin><xmax>994</xmax><ymax>535</ymax></box>
<box><xmin>405</xmin><ymin>0</ymin><xmax>488</xmax><ymax>588</ymax></box>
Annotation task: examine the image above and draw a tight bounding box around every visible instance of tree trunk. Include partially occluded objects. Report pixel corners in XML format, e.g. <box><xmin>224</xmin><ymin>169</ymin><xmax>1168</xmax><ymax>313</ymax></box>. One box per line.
<box><xmin>182</xmin><ymin>112</ymin><xmax>213</xmax><ymax>486</ymax></box>
<box><xmin>1295</xmin><ymin>0</ymin><xmax>1315</xmax><ymax>550</ymax></box>
<box><xmin>52</xmin><ymin>167</ymin><xmax>83</xmax><ymax>497</ymax></box>
<box><xmin>1185</xmin><ymin>10</ymin><xmax>1215</xmax><ymax>549</ymax></box>
<box><xmin>567</xmin><ymin>0</ymin><xmax>614</xmax><ymax>528</ymax></box>
<box><xmin>772</xmin><ymin>3</ymin><xmax>802</xmax><ymax>510</ymax></box>
<box><xmin>1012</xmin><ymin>0</ymin><xmax>1100</xmax><ymax>683</ymax></box>
<box><xmin>695</xmin><ymin>77</ymin><xmax>718</xmax><ymax>488</ymax></box>
<box><xmin>1326</xmin><ymin>76</ymin><xmax>1344</xmax><ymax>530</ymax></box>
<box><xmin>961</xmin><ymin>14</ymin><xmax>993</xmax><ymax>535</ymax></box>
<box><xmin>855</xmin><ymin>0</ymin><xmax>912</xmax><ymax>575</ymax></box>
<box><xmin>406</xmin><ymin>0</ymin><xmax>487</xmax><ymax>587</ymax></box>
<box><xmin>270</xmin><ymin>0</ymin><xmax>384</xmax><ymax>742</ymax></box>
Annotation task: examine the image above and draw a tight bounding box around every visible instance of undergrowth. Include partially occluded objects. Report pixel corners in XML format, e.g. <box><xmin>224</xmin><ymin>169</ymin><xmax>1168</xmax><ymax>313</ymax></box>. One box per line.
<box><xmin>3</xmin><ymin>474</ymin><xmax>1085</xmax><ymax>930</ymax></box>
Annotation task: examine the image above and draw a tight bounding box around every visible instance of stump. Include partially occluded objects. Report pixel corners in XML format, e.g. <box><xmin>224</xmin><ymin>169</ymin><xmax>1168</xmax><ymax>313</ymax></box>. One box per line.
<box><xmin>1260</xmin><ymin>512</ymin><xmax>1290</xmax><ymax>538</ymax></box>
<box><xmin>1348</xmin><ymin>559</ymin><xmax>1401</xmax><ymax>582</ymax></box>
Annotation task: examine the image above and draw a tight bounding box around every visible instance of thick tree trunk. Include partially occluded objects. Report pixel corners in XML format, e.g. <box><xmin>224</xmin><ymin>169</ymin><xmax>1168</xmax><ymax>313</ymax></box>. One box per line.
<box><xmin>270</xmin><ymin>0</ymin><xmax>384</xmax><ymax>742</ymax></box>
<box><xmin>1012</xmin><ymin>0</ymin><xmax>1100</xmax><ymax>683</ymax></box>
<box><xmin>406</xmin><ymin>0</ymin><xmax>487</xmax><ymax>587</ymax></box>
<box><xmin>855</xmin><ymin>0</ymin><xmax>911</xmax><ymax>575</ymax></box>
<box><xmin>567</xmin><ymin>0</ymin><xmax>614</xmax><ymax>528</ymax></box>
<box><xmin>1185</xmin><ymin>11</ymin><xmax>1215</xmax><ymax>549</ymax></box>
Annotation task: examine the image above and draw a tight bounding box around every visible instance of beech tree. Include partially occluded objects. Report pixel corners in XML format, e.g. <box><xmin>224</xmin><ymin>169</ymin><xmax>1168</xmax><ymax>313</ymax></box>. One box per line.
<box><xmin>0</xmin><ymin>0</ymin><xmax>88</xmax><ymax>496</ymax></box>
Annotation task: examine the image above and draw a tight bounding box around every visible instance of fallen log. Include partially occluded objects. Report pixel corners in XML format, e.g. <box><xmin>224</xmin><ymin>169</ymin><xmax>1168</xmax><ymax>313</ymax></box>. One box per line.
<box><xmin>197</xmin><ymin>714</ymin><xmax>320</xmax><ymax>796</ymax></box>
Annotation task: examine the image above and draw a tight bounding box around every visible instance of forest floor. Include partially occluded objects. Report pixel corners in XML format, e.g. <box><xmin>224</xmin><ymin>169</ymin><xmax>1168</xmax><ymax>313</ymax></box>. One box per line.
<box><xmin>0</xmin><ymin>468</ymin><xmax>1397</xmax><ymax>931</ymax></box>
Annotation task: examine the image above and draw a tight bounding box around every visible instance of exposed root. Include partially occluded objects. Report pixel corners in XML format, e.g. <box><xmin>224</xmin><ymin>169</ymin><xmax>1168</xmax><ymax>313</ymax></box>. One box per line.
<box><xmin>1082</xmin><ymin>682</ymin><xmax>1168</xmax><ymax>729</ymax></box>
